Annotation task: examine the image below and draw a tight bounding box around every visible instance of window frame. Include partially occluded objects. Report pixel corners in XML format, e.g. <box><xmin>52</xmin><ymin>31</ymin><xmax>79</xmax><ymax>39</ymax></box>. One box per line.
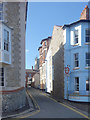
<box><xmin>0</xmin><ymin>3</ymin><xmax>3</xmax><ymax>21</ymax></box>
<box><xmin>0</xmin><ymin>68</ymin><xmax>4</xmax><ymax>87</ymax></box>
<box><xmin>75</xmin><ymin>77</ymin><xmax>79</xmax><ymax>91</ymax></box>
<box><xmin>86</xmin><ymin>52</ymin><xmax>90</xmax><ymax>67</ymax></box>
<box><xmin>86</xmin><ymin>78</ymin><xmax>90</xmax><ymax>91</ymax></box>
<box><xmin>85</xmin><ymin>29</ymin><xmax>90</xmax><ymax>43</ymax></box>
<box><xmin>4</xmin><ymin>29</ymin><xmax>9</xmax><ymax>51</ymax></box>
<box><xmin>74</xmin><ymin>53</ymin><xmax>79</xmax><ymax>68</ymax></box>
<box><xmin>74</xmin><ymin>30</ymin><xmax>79</xmax><ymax>45</ymax></box>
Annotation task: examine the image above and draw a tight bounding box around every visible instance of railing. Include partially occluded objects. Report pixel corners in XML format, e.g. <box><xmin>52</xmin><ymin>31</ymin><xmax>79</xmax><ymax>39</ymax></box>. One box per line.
<box><xmin>68</xmin><ymin>90</ymin><xmax>90</xmax><ymax>96</ymax></box>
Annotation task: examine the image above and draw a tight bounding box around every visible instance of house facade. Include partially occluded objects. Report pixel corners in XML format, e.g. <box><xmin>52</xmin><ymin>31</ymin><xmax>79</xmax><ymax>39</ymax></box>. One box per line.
<box><xmin>63</xmin><ymin>20</ymin><xmax>90</xmax><ymax>102</ymax></box>
<box><xmin>63</xmin><ymin>4</ymin><xmax>90</xmax><ymax>102</ymax></box>
<box><xmin>0</xmin><ymin>2</ymin><xmax>27</xmax><ymax>114</ymax></box>
<box><xmin>46</xmin><ymin>26</ymin><xmax>64</xmax><ymax>99</ymax></box>
<box><xmin>38</xmin><ymin>37</ymin><xmax>51</xmax><ymax>90</ymax></box>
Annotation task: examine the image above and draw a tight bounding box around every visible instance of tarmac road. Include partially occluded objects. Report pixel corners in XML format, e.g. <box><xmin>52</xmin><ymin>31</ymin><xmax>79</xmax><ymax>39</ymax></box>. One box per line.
<box><xmin>24</xmin><ymin>87</ymin><xmax>88</xmax><ymax>119</ymax></box>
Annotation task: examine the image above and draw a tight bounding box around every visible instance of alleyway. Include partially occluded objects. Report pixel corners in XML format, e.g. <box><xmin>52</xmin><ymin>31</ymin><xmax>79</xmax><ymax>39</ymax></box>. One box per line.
<box><xmin>25</xmin><ymin>87</ymin><xmax>88</xmax><ymax>119</ymax></box>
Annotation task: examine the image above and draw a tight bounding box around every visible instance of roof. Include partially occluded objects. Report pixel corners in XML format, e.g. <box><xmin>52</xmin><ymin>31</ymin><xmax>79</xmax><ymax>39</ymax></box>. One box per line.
<box><xmin>38</xmin><ymin>46</ymin><xmax>42</xmax><ymax>51</ymax></box>
<box><xmin>26</xmin><ymin>69</ymin><xmax>39</xmax><ymax>73</ymax></box>
<box><xmin>40</xmin><ymin>36</ymin><xmax>52</xmax><ymax>44</ymax></box>
<box><xmin>56</xmin><ymin>25</ymin><xmax>62</xmax><ymax>27</ymax></box>
<box><xmin>63</xmin><ymin>20</ymin><xmax>90</xmax><ymax>29</ymax></box>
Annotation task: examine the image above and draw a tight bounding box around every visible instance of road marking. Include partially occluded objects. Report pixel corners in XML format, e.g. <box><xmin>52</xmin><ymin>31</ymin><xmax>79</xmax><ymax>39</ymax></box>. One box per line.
<box><xmin>14</xmin><ymin>89</ymin><xmax>89</xmax><ymax>119</ymax></box>
<box><xmin>42</xmin><ymin>93</ymin><xmax>89</xmax><ymax>119</ymax></box>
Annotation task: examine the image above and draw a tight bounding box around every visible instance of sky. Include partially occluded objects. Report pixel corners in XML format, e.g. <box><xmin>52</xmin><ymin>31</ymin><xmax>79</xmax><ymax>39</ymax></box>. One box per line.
<box><xmin>26</xmin><ymin>2</ymin><xmax>87</xmax><ymax>69</ymax></box>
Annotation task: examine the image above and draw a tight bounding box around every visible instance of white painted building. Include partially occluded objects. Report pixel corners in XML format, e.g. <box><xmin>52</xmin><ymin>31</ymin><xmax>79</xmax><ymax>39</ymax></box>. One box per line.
<box><xmin>63</xmin><ymin>20</ymin><xmax>90</xmax><ymax>102</ymax></box>
<box><xmin>46</xmin><ymin>46</ymin><xmax>53</xmax><ymax>93</ymax></box>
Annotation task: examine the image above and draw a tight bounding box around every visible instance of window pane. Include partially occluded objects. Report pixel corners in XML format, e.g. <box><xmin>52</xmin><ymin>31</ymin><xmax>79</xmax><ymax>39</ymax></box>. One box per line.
<box><xmin>74</xmin><ymin>53</ymin><xmax>79</xmax><ymax>67</ymax></box>
<box><xmin>75</xmin><ymin>77</ymin><xmax>79</xmax><ymax>91</ymax></box>
<box><xmin>86</xmin><ymin>53</ymin><xmax>90</xmax><ymax>66</ymax></box>
<box><xmin>86</xmin><ymin>78</ymin><xmax>90</xmax><ymax>91</ymax></box>
<box><xmin>0</xmin><ymin>68</ymin><xmax>4</xmax><ymax>86</ymax></box>
<box><xmin>74</xmin><ymin>30</ymin><xmax>78</xmax><ymax>44</ymax></box>
<box><xmin>4</xmin><ymin>29</ymin><xmax>9</xmax><ymax>51</ymax></box>
<box><xmin>86</xmin><ymin>29</ymin><xmax>90</xmax><ymax>42</ymax></box>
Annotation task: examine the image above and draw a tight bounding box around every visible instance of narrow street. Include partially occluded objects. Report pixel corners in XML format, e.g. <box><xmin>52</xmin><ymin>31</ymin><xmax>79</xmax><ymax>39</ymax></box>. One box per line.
<box><xmin>23</xmin><ymin>87</ymin><xmax>88</xmax><ymax>119</ymax></box>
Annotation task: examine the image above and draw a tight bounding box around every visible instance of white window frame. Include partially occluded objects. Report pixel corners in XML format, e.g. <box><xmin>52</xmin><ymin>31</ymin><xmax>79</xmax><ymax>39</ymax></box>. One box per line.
<box><xmin>4</xmin><ymin>29</ymin><xmax>9</xmax><ymax>51</ymax></box>
<box><xmin>74</xmin><ymin>30</ymin><xmax>79</xmax><ymax>44</ymax></box>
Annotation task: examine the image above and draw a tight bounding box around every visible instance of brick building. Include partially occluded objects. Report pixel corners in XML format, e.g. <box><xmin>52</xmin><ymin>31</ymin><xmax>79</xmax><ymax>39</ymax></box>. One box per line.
<box><xmin>0</xmin><ymin>2</ymin><xmax>27</xmax><ymax>115</ymax></box>
<box><xmin>26</xmin><ymin>68</ymin><xmax>37</xmax><ymax>87</ymax></box>
<box><xmin>38</xmin><ymin>37</ymin><xmax>51</xmax><ymax>90</ymax></box>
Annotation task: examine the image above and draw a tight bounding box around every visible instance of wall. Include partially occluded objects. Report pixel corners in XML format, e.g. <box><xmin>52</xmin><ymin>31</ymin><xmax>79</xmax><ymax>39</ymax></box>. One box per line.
<box><xmin>0</xmin><ymin>2</ymin><xmax>27</xmax><ymax>113</ymax></box>
<box><xmin>33</xmin><ymin>72</ymin><xmax>40</xmax><ymax>88</ymax></box>
<box><xmin>47</xmin><ymin>26</ymin><xmax>64</xmax><ymax>99</ymax></box>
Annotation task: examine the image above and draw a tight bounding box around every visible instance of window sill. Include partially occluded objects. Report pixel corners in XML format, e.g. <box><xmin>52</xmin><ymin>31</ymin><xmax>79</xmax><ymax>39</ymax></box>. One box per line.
<box><xmin>85</xmin><ymin>67</ymin><xmax>90</xmax><ymax>69</ymax></box>
<box><xmin>73</xmin><ymin>67</ymin><xmax>80</xmax><ymax>70</ymax></box>
<box><xmin>85</xmin><ymin>42</ymin><xmax>90</xmax><ymax>45</ymax></box>
<box><xmin>73</xmin><ymin>43</ymin><xmax>79</xmax><ymax>46</ymax></box>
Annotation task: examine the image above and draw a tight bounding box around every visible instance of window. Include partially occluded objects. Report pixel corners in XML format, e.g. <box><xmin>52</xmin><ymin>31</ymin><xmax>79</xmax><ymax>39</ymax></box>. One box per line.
<box><xmin>74</xmin><ymin>53</ymin><xmax>79</xmax><ymax>67</ymax></box>
<box><xmin>86</xmin><ymin>29</ymin><xmax>90</xmax><ymax>42</ymax></box>
<box><xmin>0</xmin><ymin>68</ymin><xmax>4</xmax><ymax>86</ymax></box>
<box><xmin>45</xmin><ymin>50</ymin><xmax>47</xmax><ymax>58</ymax></box>
<box><xmin>75</xmin><ymin>77</ymin><xmax>79</xmax><ymax>91</ymax></box>
<box><xmin>0</xmin><ymin>3</ymin><xmax>3</xmax><ymax>20</ymax></box>
<box><xmin>86</xmin><ymin>78</ymin><xmax>90</xmax><ymax>91</ymax></box>
<box><xmin>74</xmin><ymin>30</ymin><xmax>78</xmax><ymax>44</ymax></box>
<box><xmin>29</xmin><ymin>74</ymin><xmax>31</xmax><ymax>77</ymax></box>
<box><xmin>45</xmin><ymin>41</ymin><xmax>47</xmax><ymax>46</ymax></box>
<box><xmin>4</xmin><ymin>29</ymin><xmax>9</xmax><ymax>51</ymax></box>
<box><xmin>86</xmin><ymin>53</ymin><xmax>90</xmax><ymax>67</ymax></box>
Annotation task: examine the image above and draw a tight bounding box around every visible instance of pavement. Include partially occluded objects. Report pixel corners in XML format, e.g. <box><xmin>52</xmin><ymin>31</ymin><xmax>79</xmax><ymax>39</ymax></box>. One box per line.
<box><xmin>2</xmin><ymin>87</ymin><xmax>90</xmax><ymax>120</ymax></box>
<box><xmin>2</xmin><ymin>89</ymin><xmax>35</xmax><ymax>119</ymax></box>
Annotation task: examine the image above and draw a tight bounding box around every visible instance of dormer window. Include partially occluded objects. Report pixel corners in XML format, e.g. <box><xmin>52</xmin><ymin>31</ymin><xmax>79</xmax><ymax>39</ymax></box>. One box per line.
<box><xmin>86</xmin><ymin>29</ymin><xmax>90</xmax><ymax>43</ymax></box>
<box><xmin>4</xmin><ymin>29</ymin><xmax>9</xmax><ymax>51</ymax></box>
<box><xmin>74</xmin><ymin>30</ymin><xmax>78</xmax><ymax>44</ymax></box>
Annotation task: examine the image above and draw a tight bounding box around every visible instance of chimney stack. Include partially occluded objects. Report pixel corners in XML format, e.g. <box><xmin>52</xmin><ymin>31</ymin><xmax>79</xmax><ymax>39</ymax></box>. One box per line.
<box><xmin>80</xmin><ymin>5</ymin><xmax>89</xmax><ymax>20</ymax></box>
<box><xmin>32</xmin><ymin>66</ymin><xmax>33</xmax><ymax>70</ymax></box>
